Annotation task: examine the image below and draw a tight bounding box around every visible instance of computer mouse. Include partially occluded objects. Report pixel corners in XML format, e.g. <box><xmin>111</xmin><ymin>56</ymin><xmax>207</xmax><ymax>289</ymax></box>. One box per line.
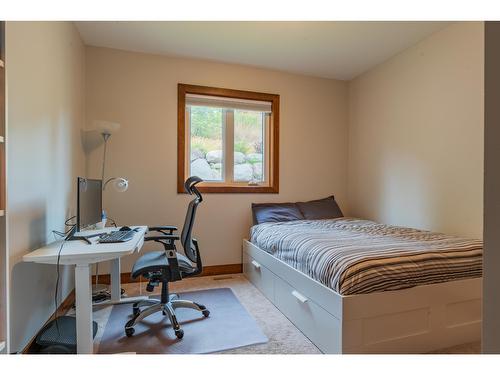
<box><xmin>119</xmin><ymin>226</ymin><xmax>132</xmax><ymax>231</ymax></box>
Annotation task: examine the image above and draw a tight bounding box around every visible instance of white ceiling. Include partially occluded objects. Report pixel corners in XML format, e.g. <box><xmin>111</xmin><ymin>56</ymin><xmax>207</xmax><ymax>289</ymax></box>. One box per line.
<box><xmin>75</xmin><ymin>21</ymin><xmax>450</xmax><ymax>81</ymax></box>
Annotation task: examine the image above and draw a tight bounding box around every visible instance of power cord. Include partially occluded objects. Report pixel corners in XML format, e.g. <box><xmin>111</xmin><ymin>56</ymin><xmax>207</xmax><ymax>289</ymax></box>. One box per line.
<box><xmin>51</xmin><ymin>216</ymin><xmax>76</xmax><ymax>240</ymax></box>
<box><xmin>65</xmin><ymin>215</ymin><xmax>76</xmax><ymax>227</ymax></box>
<box><xmin>53</xmin><ymin>240</ymin><xmax>66</xmax><ymax>333</ymax></box>
<box><xmin>51</xmin><ymin>222</ymin><xmax>76</xmax><ymax>334</ymax></box>
<box><xmin>107</xmin><ymin>216</ymin><xmax>117</xmax><ymax>228</ymax></box>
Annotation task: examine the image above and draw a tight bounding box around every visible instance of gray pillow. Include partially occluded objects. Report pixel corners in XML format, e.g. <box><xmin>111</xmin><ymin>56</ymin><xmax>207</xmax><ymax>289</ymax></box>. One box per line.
<box><xmin>252</xmin><ymin>202</ymin><xmax>304</xmax><ymax>225</ymax></box>
<box><xmin>296</xmin><ymin>196</ymin><xmax>343</xmax><ymax>220</ymax></box>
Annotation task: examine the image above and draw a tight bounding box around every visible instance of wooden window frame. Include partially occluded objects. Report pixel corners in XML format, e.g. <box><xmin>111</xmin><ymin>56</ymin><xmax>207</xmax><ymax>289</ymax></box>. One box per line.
<box><xmin>178</xmin><ymin>83</ymin><xmax>279</xmax><ymax>194</ymax></box>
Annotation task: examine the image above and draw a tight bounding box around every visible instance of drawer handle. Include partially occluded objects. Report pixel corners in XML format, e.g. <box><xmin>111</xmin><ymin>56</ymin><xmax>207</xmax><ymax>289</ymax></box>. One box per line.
<box><xmin>291</xmin><ymin>290</ymin><xmax>309</xmax><ymax>303</ymax></box>
<box><xmin>251</xmin><ymin>260</ymin><xmax>261</xmax><ymax>270</ymax></box>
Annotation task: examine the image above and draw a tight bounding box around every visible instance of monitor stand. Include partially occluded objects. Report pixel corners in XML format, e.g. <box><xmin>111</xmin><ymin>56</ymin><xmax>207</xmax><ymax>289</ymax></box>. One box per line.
<box><xmin>65</xmin><ymin>226</ymin><xmax>102</xmax><ymax>245</ymax></box>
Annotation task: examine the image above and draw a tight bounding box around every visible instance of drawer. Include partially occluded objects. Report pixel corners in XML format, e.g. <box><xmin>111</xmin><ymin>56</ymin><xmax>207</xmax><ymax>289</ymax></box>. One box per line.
<box><xmin>243</xmin><ymin>252</ymin><xmax>275</xmax><ymax>301</ymax></box>
<box><xmin>274</xmin><ymin>277</ymin><xmax>341</xmax><ymax>353</ymax></box>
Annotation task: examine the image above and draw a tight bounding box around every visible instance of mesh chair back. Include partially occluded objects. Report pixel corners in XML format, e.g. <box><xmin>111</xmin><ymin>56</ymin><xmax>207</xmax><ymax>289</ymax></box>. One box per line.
<box><xmin>180</xmin><ymin>176</ymin><xmax>203</xmax><ymax>263</ymax></box>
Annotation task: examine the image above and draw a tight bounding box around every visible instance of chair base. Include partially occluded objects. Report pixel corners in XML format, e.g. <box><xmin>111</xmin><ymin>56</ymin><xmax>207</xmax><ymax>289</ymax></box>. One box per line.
<box><xmin>124</xmin><ymin>294</ymin><xmax>210</xmax><ymax>339</ymax></box>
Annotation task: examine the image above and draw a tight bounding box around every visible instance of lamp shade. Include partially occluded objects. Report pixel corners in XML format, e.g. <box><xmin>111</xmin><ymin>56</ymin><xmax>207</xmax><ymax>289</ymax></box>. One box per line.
<box><xmin>103</xmin><ymin>177</ymin><xmax>129</xmax><ymax>192</ymax></box>
<box><xmin>94</xmin><ymin>120</ymin><xmax>121</xmax><ymax>135</ymax></box>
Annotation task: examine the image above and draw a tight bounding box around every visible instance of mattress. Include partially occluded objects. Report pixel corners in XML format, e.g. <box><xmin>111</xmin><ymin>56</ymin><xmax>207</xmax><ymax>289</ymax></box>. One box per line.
<box><xmin>250</xmin><ymin>218</ymin><xmax>482</xmax><ymax>295</ymax></box>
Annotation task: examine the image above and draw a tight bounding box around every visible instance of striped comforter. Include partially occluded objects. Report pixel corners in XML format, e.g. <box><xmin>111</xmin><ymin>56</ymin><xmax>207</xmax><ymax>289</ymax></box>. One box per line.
<box><xmin>250</xmin><ymin>218</ymin><xmax>482</xmax><ymax>295</ymax></box>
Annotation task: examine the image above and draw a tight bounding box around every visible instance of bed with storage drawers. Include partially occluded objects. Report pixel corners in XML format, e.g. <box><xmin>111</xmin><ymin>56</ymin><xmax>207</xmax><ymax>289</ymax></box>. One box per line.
<box><xmin>243</xmin><ymin>199</ymin><xmax>482</xmax><ymax>354</ymax></box>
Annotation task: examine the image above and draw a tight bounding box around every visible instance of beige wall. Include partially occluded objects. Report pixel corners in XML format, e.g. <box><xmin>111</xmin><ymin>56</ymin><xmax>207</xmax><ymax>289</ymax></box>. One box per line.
<box><xmin>6</xmin><ymin>22</ymin><xmax>86</xmax><ymax>352</ymax></box>
<box><xmin>347</xmin><ymin>22</ymin><xmax>484</xmax><ymax>238</ymax></box>
<box><xmin>85</xmin><ymin>46</ymin><xmax>349</xmax><ymax>272</ymax></box>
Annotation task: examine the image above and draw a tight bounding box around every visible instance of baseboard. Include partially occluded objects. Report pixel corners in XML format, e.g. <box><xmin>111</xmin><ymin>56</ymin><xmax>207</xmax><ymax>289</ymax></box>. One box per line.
<box><xmin>199</xmin><ymin>263</ymin><xmax>242</xmax><ymax>276</ymax></box>
<box><xmin>92</xmin><ymin>263</ymin><xmax>243</xmax><ymax>285</ymax></box>
<box><xmin>22</xmin><ymin>289</ymin><xmax>76</xmax><ymax>354</ymax></box>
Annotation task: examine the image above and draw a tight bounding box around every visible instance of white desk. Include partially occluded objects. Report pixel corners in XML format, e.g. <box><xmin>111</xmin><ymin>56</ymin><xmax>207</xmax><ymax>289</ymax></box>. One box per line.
<box><xmin>23</xmin><ymin>226</ymin><xmax>148</xmax><ymax>354</ymax></box>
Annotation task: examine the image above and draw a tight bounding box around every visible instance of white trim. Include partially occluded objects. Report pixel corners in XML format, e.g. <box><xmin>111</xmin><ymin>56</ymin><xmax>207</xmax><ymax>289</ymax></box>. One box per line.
<box><xmin>263</xmin><ymin>113</ymin><xmax>271</xmax><ymax>183</ymax></box>
<box><xmin>243</xmin><ymin>239</ymin><xmax>482</xmax><ymax>354</ymax></box>
<box><xmin>186</xmin><ymin>107</ymin><xmax>269</xmax><ymax>186</ymax></box>
<box><xmin>185</xmin><ymin>107</ymin><xmax>191</xmax><ymax>179</ymax></box>
<box><xmin>224</xmin><ymin>109</ymin><xmax>233</xmax><ymax>182</ymax></box>
<box><xmin>186</xmin><ymin>93</ymin><xmax>272</xmax><ymax>113</ymax></box>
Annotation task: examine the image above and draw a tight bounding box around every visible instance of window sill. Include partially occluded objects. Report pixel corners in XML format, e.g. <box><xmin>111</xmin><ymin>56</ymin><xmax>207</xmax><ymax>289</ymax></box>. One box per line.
<box><xmin>177</xmin><ymin>184</ymin><xmax>279</xmax><ymax>194</ymax></box>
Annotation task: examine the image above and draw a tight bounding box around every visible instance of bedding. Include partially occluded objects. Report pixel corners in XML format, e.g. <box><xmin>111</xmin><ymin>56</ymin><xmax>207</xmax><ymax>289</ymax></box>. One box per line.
<box><xmin>250</xmin><ymin>218</ymin><xmax>482</xmax><ymax>295</ymax></box>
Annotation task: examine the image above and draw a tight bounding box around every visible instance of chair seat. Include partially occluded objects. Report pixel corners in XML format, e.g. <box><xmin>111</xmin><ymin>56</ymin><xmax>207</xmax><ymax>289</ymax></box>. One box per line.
<box><xmin>131</xmin><ymin>251</ymin><xmax>196</xmax><ymax>279</ymax></box>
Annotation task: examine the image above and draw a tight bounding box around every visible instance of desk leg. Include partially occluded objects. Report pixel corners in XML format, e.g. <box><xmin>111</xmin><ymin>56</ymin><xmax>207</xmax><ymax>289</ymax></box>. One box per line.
<box><xmin>75</xmin><ymin>264</ymin><xmax>93</xmax><ymax>354</ymax></box>
<box><xmin>103</xmin><ymin>257</ymin><xmax>148</xmax><ymax>305</ymax></box>
<box><xmin>110</xmin><ymin>258</ymin><xmax>121</xmax><ymax>302</ymax></box>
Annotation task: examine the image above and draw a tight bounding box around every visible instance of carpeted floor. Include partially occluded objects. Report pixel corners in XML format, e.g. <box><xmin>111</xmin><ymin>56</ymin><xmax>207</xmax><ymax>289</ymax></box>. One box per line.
<box><xmin>75</xmin><ymin>274</ymin><xmax>480</xmax><ymax>354</ymax></box>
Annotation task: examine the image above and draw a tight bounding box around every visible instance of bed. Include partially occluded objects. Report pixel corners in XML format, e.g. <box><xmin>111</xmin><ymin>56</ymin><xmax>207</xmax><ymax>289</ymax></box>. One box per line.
<box><xmin>243</xmin><ymin>215</ymin><xmax>482</xmax><ymax>353</ymax></box>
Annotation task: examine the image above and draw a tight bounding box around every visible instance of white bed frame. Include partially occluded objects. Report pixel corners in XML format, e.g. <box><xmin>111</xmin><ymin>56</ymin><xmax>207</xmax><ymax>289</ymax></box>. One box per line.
<box><xmin>243</xmin><ymin>240</ymin><xmax>482</xmax><ymax>354</ymax></box>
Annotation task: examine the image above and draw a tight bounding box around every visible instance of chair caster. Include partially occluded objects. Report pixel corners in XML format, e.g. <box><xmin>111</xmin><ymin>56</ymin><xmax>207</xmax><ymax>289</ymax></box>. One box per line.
<box><xmin>125</xmin><ymin>327</ymin><xmax>135</xmax><ymax>337</ymax></box>
<box><xmin>202</xmin><ymin>309</ymin><xmax>210</xmax><ymax>318</ymax></box>
<box><xmin>175</xmin><ymin>329</ymin><xmax>184</xmax><ymax>339</ymax></box>
<box><xmin>132</xmin><ymin>307</ymin><xmax>140</xmax><ymax>316</ymax></box>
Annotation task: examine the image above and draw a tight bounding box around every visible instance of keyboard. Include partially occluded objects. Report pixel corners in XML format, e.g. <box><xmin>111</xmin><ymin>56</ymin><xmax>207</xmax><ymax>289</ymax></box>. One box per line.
<box><xmin>98</xmin><ymin>230</ymin><xmax>135</xmax><ymax>244</ymax></box>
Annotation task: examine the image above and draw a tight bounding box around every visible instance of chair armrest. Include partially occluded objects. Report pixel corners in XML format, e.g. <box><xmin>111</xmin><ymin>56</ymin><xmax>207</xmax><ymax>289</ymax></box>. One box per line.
<box><xmin>148</xmin><ymin>226</ymin><xmax>178</xmax><ymax>235</ymax></box>
<box><xmin>145</xmin><ymin>235</ymin><xmax>180</xmax><ymax>241</ymax></box>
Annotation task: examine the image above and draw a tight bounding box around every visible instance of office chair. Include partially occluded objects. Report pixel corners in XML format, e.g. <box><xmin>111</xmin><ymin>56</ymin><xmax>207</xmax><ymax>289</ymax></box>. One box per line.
<box><xmin>124</xmin><ymin>176</ymin><xmax>209</xmax><ymax>339</ymax></box>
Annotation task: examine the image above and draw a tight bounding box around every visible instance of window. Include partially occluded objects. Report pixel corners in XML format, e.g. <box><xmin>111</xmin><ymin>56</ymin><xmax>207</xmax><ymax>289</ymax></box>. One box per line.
<box><xmin>178</xmin><ymin>84</ymin><xmax>279</xmax><ymax>193</ymax></box>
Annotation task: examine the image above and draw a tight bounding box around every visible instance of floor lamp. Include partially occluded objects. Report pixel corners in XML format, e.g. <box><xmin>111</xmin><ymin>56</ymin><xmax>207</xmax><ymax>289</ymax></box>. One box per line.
<box><xmin>93</xmin><ymin>120</ymin><xmax>129</xmax><ymax>298</ymax></box>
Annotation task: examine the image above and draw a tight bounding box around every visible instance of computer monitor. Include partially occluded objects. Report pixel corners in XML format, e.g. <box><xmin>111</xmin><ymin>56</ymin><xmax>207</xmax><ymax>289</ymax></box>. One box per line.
<box><xmin>77</xmin><ymin>177</ymin><xmax>102</xmax><ymax>232</ymax></box>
